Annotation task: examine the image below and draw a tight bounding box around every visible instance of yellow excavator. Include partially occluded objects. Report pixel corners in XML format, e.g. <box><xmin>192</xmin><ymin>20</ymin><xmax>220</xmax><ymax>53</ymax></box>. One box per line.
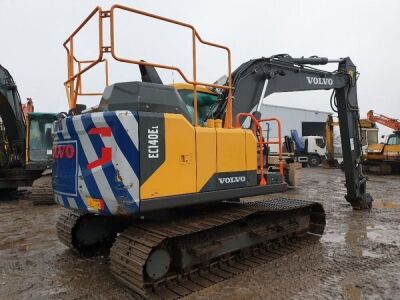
<box><xmin>324</xmin><ymin>115</ymin><xmax>339</xmax><ymax>167</ymax></box>
<box><xmin>325</xmin><ymin>115</ymin><xmax>378</xmax><ymax>168</ymax></box>
<box><xmin>54</xmin><ymin>5</ymin><xmax>373</xmax><ymax>298</ymax></box>
<box><xmin>364</xmin><ymin>110</ymin><xmax>400</xmax><ymax>174</ymax></box>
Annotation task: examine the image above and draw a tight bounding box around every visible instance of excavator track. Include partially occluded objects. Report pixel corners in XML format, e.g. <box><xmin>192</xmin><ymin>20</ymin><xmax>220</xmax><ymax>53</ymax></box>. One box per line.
<box><xmin>56</xmin><ymin>207</ymin><xmax>131</xmax><ymax>256</ymax></box>
<box><xmin>31</xmin><ymin>174</ymin><xmax>54</xmax><ymax>205</ymax></box>
<box><xmin>56</xmin><ymin>208</ymin><xmax>83</xmax><ymax>251</ymax></box>
<box><xmin>110</xmin><ymin>198</ymin><xmax>325</xmax><ymax>299</ymax></box>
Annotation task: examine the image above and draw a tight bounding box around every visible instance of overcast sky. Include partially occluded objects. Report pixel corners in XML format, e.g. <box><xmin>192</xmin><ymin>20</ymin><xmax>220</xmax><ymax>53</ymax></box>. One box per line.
<box><xmin>1</xmin><ymin>0</ymin><xmax>399</xmax><ymax>134</ymax></box>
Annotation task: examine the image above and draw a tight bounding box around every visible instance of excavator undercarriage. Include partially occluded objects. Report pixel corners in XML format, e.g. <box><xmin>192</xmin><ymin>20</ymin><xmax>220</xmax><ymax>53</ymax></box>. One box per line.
<box><xmin>58</xmin><ymin>198</ymin><xmax>324</xmax><ymax>298</ymax></box>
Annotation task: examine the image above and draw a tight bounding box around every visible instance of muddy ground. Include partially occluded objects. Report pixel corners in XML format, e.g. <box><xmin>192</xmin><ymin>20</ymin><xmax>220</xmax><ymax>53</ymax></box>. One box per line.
<box><xmin>0</xmin><ymin>168</ymin><xmax>399</xmax><ymax>300</ymax></box>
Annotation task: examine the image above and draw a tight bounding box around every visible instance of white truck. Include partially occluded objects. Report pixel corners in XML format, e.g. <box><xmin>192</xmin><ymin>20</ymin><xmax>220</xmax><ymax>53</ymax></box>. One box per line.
<box><xmin>290</xmin><ymin>130</ymin><xmax>326</xmax><ymax>167</ymax></box>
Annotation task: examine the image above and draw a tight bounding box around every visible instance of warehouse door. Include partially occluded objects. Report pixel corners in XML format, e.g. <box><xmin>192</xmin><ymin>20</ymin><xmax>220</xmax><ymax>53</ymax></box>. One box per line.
<box><xmin>302</xmin><ymin>122</ymin><xmax>325</xmax><ymax>137</ymax></box>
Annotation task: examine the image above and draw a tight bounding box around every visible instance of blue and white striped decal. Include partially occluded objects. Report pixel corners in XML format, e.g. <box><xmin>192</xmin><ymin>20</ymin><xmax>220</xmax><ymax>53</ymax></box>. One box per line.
<box><xmin>52</xmin><ymin>111</ymin><xmax>140</xmax><ymax>216</ymax></box>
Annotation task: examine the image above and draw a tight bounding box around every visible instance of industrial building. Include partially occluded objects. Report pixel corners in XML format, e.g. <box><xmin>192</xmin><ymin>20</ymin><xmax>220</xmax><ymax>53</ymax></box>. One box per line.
<box><xmin>260</xmin><ymin>104</ymin><xmax>331</xmax><ymax>139</ymax></box>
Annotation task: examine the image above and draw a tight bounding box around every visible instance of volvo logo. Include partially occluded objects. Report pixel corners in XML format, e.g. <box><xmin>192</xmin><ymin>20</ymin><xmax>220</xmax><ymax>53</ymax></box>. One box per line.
<box><xmin>306</xmin><ymin>76</ymin><xmax>333</xmax><ymax>86</ymax></box>
<box><xmin>52</xmin><ymin>144</ymin><xmax>75</xmax><ymax>159</ymax></box>
<box><xmin>218</xmin><ymin>176</ymin><xmax>246</xmax><ymax>184</ymax></box>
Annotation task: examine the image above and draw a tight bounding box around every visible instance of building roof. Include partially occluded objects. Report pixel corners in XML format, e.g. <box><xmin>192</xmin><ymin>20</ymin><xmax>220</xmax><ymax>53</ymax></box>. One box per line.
<box><xmin>262</xmin><ymin>103</ymin><xmax>331</xmax><ymax>115</ymax></box>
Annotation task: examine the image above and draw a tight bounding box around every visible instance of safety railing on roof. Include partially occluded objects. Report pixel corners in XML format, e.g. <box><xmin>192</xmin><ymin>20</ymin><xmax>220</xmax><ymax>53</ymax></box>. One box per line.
<box><xmin>63</xmin><ymin>5</ymin><xmax>233</xmax><ymax>127</ymax></box>
<box><xmin>235</xmin><ymin>113</ymin><xmax>283</xmax><ymax>185</ymax></box>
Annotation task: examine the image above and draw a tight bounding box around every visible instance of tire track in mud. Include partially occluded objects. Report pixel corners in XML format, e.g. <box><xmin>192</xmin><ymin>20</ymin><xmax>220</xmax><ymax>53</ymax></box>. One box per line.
<box><xmin>189</xmin><ymin>168</ymin><xmax>400</xmax><ymax>300</ymax></box>
<box><xmin>1</xmin><ymin>168</ymin><xmax>400</xmax><ymax>299</ymax></box>
<box><xmin>188</xmin><ymin>240</ymin><xmax>400</xmax><ymax>300</ymax></box>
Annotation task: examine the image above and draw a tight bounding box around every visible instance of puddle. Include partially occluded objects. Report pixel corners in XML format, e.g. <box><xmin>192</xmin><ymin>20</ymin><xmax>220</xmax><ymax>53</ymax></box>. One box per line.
<box><xmin>323</xmin><ymin>223</ymin><xmax>395</xmax><ymax>258</ymax></box>
<box><xmin>321</xmin><ymin>231</ymin><xmax>345</xmax><ymax>243</ymax></box>
<box><xmin>366</xmin><ymin>224</ymin><xmax>385</xmax><ymax>241</ymax></box>
<box><xmin>361</xmin><ymin>249</ymin><xmax>383</xmax><ymax>258</ymax></box>
<box><xmin>343</xmin><ymin>283</ymin><xmax>362</xmax><ymax>300</ymax></box>
<box><xmin>372</xmin><ymin>200</ymin><xmax>399</xmax><ymax>209</ymax></box>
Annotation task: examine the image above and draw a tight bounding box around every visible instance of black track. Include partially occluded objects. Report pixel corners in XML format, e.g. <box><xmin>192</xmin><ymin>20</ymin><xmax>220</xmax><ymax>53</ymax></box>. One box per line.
<box><xmin>110</xmin><ymin>198</ymin><xmax>325</xmax><ymax>299</ymax></box>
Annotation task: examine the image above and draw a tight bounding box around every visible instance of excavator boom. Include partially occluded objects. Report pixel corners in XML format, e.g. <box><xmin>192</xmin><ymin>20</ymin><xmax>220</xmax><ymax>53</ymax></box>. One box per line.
<box><xmin>367</xmin><ymin>110</ymin><xmax>400</xmax><ymax>132</ymax></box>
<box><xmin>214</xmin><ymin>55</ymin><xmax>372</xmax><ymax>209</ymax></box>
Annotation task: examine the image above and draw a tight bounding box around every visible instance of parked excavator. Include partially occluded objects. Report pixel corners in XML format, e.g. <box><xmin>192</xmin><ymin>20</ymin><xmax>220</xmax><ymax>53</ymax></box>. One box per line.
<box><xmin>0</xmin><ymin>64</ymin><xmax>56</xmax><ymax>202</ymax></box>
<box><xmin>54</xmin><ymin>5</ymin><xmax>373</xmax><ymax>298</ymax></box>
<box><xmin>324</xmin><ymin>115</ymin><xmax>378</xmax><ymax>168</ymax></box>
<box><xmin>364</xmin><ymin>110</ymin><xmax>400</xmax><ymax>174</ymax></box>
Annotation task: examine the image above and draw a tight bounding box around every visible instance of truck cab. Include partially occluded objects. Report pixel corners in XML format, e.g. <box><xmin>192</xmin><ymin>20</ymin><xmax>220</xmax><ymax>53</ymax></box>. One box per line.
<box><xmin>301</xmin><ymin>136</ymin><xmax>326</xmax><ymax>167</ymax></box>
<box><xmin>290</xmin><ymin>129</ymin><xmax>326</xmax><ymax>167</ymax></box>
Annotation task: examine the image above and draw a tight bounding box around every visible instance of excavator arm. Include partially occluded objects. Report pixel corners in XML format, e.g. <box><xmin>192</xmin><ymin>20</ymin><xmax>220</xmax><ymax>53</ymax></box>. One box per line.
<box><xmin>0</xmin><ymin>65</ymin><xmax>27</xmax><ymax>167</ymax></box>
<box><xmin>214</xmin><ymin>55</ymin><xmax>372</xmax><ymax>209</ymax></box>
<box><xmin>367</xmin><ymin>110</ymin><xmax>400</xmax><ymax>132</ymax></box>
<box><xmin>0</xmin><ymin>65</ymin><xmax>26</xmax><ymax>143</ymax></box>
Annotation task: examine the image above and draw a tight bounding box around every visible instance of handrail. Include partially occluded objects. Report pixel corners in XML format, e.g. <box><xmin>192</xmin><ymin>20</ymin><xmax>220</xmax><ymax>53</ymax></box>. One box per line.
<box><xmin>259</xmin><ymin>117</ymin><xmax>284</xmax><ymax>176</ymax></box>
<box><xmin>63</xmin><ymin>5</ymin><xmax>233</xmax><ymax>127</ymax></box>
<box><xmin>63</xmin><ymin>7</ymin><xmax>103</xmax><ymax>109</ymax></box>
<box><xmin>235</xmin><ymin>113</ymin><xmax>284</xmax><ymax>185</ymax></box>
<box><xmin>77</xmin><ymin>59</ymin><xmax>109</xmax><ymax>96</ymax></box>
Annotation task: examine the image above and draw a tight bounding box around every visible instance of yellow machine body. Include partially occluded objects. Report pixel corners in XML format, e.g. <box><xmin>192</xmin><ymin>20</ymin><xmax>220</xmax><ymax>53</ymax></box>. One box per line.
<box><xmin>366</xmin><ymin>143</ymin><xmax>400</xmax><ymax>161</ymax></box>
<box><xmin>140</xmin><ymin>113</ymin><xmax>258</xmax><ymax>200</ymax></box>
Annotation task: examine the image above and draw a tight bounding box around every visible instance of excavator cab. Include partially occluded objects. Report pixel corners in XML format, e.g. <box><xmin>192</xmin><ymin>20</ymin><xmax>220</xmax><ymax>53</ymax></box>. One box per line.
<box><xmin>173</xmin><ymin>83</ymin><xmax>218</xmax><ymax>125</ymax></box>
<box><xmin>26</xmin><ymin>112</ymin><xmax>58</xmax><ymax>205</ymax></box>
<box><xmin>26</xmin><ymin>112</ymin><xmax>57</xmax><ymax>170</ymax></box>
<box><xmin>387</xmin><ymin>133</ymin><xmax>400</xmax><ymax>145</ymax></box>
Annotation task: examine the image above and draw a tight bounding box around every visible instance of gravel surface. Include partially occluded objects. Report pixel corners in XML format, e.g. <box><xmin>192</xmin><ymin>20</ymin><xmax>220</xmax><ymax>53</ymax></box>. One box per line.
<box><xmin>0</xmin><ymin>168</ymin><xmax>399</xmax><ymax>299</ymax></box>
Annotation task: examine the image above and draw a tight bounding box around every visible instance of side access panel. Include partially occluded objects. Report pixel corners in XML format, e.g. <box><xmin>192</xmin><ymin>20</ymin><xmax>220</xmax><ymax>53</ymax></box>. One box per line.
<box><xmin>366</xmin><ymin>144</ymin><xmax>385</xmax><ymax>161</ymax></box>
<box><xmin>245</xmin><ymin>129</ymin><xmax>258</xmax><ymax>176</ymax></box>
<box><xmin>198</xmin><ymin>128</ymin><xmax>258</xmax><ymax>192</ymax></box>
<box><xmin>139</xmin><ymin>113</ymin><xmax>196</xmax><ymax>199</ymax></box>
<box><xmin>384</xmin><ymin>145</ymin><xmax>400</xmax><ymax>161</ymax></box>
<box><xmin>196</xmin><ymin>127</ymin><xmax>217</xmax><ymax>192</ymax></box>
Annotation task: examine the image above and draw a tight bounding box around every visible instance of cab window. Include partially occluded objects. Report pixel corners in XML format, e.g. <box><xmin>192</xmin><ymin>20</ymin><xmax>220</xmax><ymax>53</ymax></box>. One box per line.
<box><xmin>29</xmin><ymin>119</ymin><xmax>54</xmax><ymax>161</ymax></box>
<box><xmin>367</xmin><ymin>130</ymin><xmax>378</xmax><ymax>145</ymax></box>
<box><xmin>316</xmin><ymin>138</ymin><xmax>326</xmax><ymax>148</ymax></box>
<box><xmin>177</xmin><ymin>90</ymin><xmax>218</xmax><ymax>125</ymax></box>
<box><xmin>361</xmin><ymin>130</ymin><xmax>367</xmax><ymax>146</ymax></box>
<box><xmin>387</xmin><ymin>135</ymin><xmax>399</xmax><ymax>145</ymax></box>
